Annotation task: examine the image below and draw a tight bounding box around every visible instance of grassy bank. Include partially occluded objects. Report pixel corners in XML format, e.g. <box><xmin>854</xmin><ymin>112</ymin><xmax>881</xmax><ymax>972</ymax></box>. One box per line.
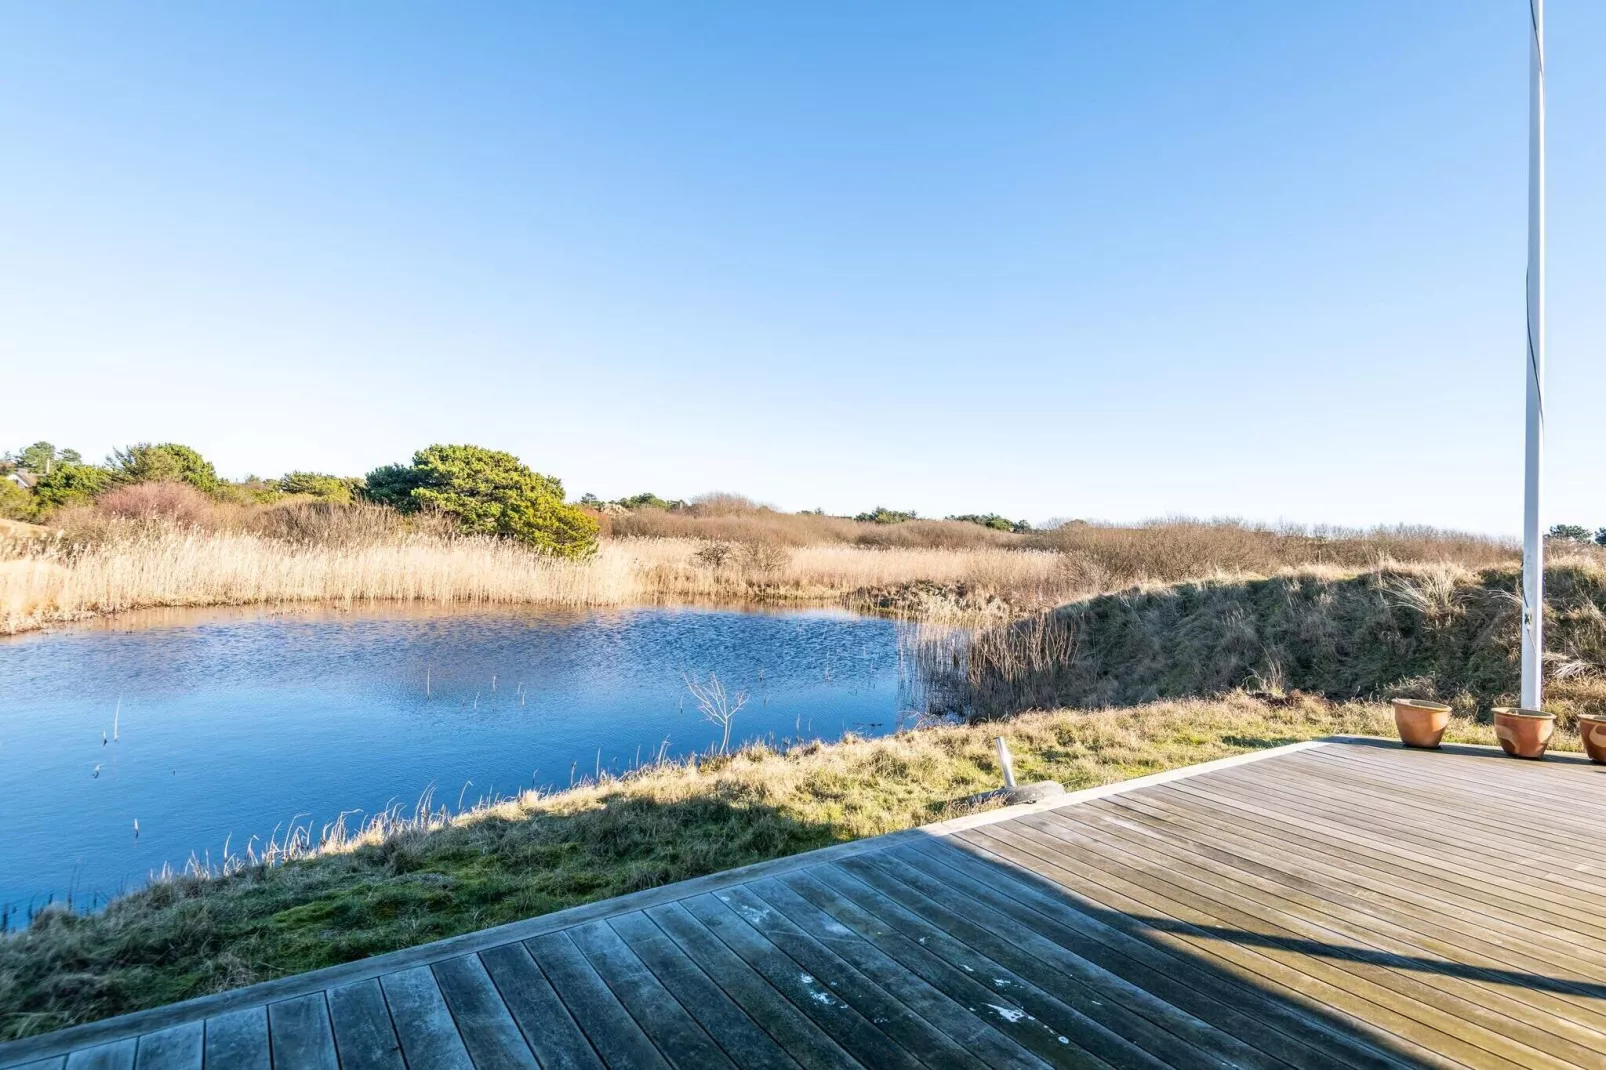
<box><xmin>946</xmin><ymin>557</ymin><xmax>1606</xmax><ymax>720</ymax></box>
<box><xmin>1</xmin><ymin>510</ymin><xmax>1521</xmax><ymax>635</ymax></box>
<box><xmin>0</xmin><ymin>692</ymin><xmax>1561</xmax><ymax>1040</ymax></box>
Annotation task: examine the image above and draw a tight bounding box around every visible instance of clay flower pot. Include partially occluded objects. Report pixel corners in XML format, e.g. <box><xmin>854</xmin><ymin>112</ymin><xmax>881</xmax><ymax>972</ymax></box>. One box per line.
<box><xmin>1392</xmin><ymin>698</ymin><xmax>1452</xmax><ymax>749</ymax></box>
<box><xmin>1578</xmin><ymin>714</ymin><xmax>1606</xmax><ymax>765</ymax></box>
<box><xmin>1492</xmin><ymin>707</ymin><xmax>1555</xmax><ymax>760</ymax></box>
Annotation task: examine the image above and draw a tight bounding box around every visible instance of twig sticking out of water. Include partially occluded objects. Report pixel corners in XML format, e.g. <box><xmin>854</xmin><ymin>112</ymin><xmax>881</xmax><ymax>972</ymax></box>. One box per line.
<box><xmin>684</xmin><ymin>673</ymin><xmax>750</xmax><ymax>755</ymax></box>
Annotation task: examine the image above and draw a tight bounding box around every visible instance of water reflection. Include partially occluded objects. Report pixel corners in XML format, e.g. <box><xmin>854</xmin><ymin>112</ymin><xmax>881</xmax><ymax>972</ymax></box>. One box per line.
<box><xmin>0</xmin><ymin>603</ymin><xmax>929</xmax><ymax>910</ymax></box>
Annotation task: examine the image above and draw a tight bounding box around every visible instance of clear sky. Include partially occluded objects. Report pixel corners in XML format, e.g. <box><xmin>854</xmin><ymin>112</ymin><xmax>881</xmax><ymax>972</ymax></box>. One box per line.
<box><xmin>2</xmin><ymin>2</ymin><xmax>1601</xmax><ymax>534</ymax></box>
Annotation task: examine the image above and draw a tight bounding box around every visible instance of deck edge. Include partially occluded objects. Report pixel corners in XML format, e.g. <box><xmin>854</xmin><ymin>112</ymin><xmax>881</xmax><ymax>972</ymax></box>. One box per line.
<box><xmin>0</xmin><ymin>738</ymin><xmax>1327</xmax><ymax>1065</ymax></box>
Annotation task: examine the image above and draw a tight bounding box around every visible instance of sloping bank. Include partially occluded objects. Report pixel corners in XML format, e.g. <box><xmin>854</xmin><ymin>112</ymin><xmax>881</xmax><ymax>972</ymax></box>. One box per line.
<box><xmin>945</xmin><ymin>560</ymin><xmax>1606</xmax><ymax>719</ymax></box>
<box><xmin>0</xmin><ymin>693</ymin><xmax>1530</xmax><ymax>1041</ymax></box>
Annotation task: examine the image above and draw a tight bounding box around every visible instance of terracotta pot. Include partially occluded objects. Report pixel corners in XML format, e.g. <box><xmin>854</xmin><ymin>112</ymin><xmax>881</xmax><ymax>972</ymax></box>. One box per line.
<box><xmin>1578</xmin><ymin>715</ymin><xmax>1606</xmax><ymax>764</ymax></box>
<box><xmin>1392</xmin><ymin>698</ymin><xmax>1452</xmax><ymax>749</ymax></box>
<box><xmin>1492</xmin><ymin>707</ymin><xmax>1555</xmax><ymax>760</ymax></box>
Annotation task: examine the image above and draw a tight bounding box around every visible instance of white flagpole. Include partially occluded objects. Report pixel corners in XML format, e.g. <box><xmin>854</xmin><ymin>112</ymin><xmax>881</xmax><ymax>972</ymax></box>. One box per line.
<box><xmin>1522</xmin><ymin>0</ymin><xmax>1545</xmax><ymax>710</ymax></box>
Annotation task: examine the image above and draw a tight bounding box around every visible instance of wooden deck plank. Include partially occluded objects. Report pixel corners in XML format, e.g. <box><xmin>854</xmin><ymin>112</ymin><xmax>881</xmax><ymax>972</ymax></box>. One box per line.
<box><xmin>1161</xmin><ymin>777</ymin><xmax>1604</xmax><ymax>940</ymax></box>
<box><xmin>477</xmin><ymin>943</ymin><xmax>604</xmax><ymax>1070</ymax></box>
<box><xmin>1082</xmin><ymin>795</ymin><xmax>1606</xmax><ymax>1037</ymax></box>
<box><xmin>954</xmin><ymin>824</ymin><xmax>1466</xmax><ymax>1069</ymax></box>
<box><xmin>1027</xmin><ymin>806</ymin><xmax>1606</xmax><ymax>1067</ymax></box>
<box><xmin>264</xmin><ymin>995</ymin><xmax>337</xmax><ymax>1070</ymax></box>
<box><xmin>200</xmin><ymin>1006</ymin><xmax>269</xmax><ymax>1070</ymax></box>
<box><xmin>524</xmin><ymin>930</ymin><xmax>673</xmax><ymax>1070</ymax></box>
<box><xmin>15</xmin><ymin>740</ymin><xmax>1606</xmax><ymax>1070</ymax></box>
<box><xmin>848</xmin><ymin>848</ymin><xmax>1287</xmax><ymax>1070</ymax></box>
<box><xmin>640</xmin><ymin>901</ymin><xmax>867</xmax><ymax>1070</ymax></box>
<box><xmin>431</xmin><ymin>954</ymin><xmax>539</xmax><ymax>1070</ymax></box>
<box><xmin>377</xmin><ymin>966</ymin><xmax>473</xmax><ymax>1070</ymax></box>
<box><xmin>1103</xmin><ymin>782</ymin><xmax>1606</xmax><ymax>978</ymax></box>
<box><xmin>325</xmin><ymin>980</ymin><xmax>405</xmax><ymax>1070</ymax></box>
<box><xmin>567</xmin><ymin>919</ymin><xmax>738</xmax><ymax>1070</ymax></box>
<box><xmin>63</xmin><ymin>1043</ymin><xmax>135</xmax><ymax>1070</ymax></box>
<box><xmin>130</xmin><ymin>1022</ymin><xmax>201</xmax><ymax>1070</ymax></box>
<box><xmin>689</xmin><ymin>888</ymin><xmax>990</xmax><ymax>1069</ymax></box>
<box><xmin>1098</xmin><ymin>787</ymin><xmax>1606</xmax><ymax>987</ymax></box>
<box><xmin>1302</xmin><ymin>746</ymin><xmax>1606</xmax><ymax>829</ymax></box>
<box><xmin>740</xmin><ymin>877</ymin><xmax>1051</xmax><ymax>1069</ymax></box>
<box><xmin>1161</xmin><ymin>777</ymin><xmax>1605</xmax><ymax>951</ymax></box>
<box><xmin>1330</xmin><ymin>741</ymin><xmax>1606</xmax><ymax>804</ymax></box>
<box><xmin>606</xmin><ymin>911</ymin><xmax>805</xmax><ymax>1070</ymax></box>
<box><xmin>660</xmin><ymin>897</ymin><xmax>926</xmax><ymax>1070</ymax></box>
<box><xmin>991</xmin><ymin>817</ymin><xmax>1560</xmax><ymax>1070</ymax></box>
<box><xmin>885</xmin><ymin>840</ymin><xmax>1408</xmax><ymax>1070</ymax></box>
<box><xmin>1214</xmin><ymin>757</ymin><xmax>1606</xmax><ymax>898</ymax></box>
<box><xmin>778</xmin><ymin>866</ymin><xmax>1122</xmax><ymax>1070</ymax></box>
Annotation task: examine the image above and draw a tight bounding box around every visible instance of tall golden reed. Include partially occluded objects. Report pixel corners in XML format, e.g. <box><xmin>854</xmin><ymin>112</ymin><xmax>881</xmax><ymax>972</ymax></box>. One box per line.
<box><xmin>0</xmin><ymin>528</ymin><xmax>1071</xmax><ymax>634</ymax></box>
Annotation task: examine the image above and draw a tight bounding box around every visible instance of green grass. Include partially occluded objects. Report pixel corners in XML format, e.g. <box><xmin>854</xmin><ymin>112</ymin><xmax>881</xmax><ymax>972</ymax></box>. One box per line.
<box><xmin>0</xmin><ymin>692</ymin><xmax>1563</xmax><ymax>1041</ymax></box>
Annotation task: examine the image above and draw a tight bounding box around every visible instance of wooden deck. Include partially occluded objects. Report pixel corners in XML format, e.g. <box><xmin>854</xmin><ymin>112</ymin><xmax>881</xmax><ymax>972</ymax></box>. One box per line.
<box><xmin>5</xmin><ymin>737</ymin><xmax>1606</xmax><ymax>1069</ymax></box>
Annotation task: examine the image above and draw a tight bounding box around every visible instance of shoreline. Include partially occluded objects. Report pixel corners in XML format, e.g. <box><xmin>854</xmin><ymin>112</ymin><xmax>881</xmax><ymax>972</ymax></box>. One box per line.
<box><xmin>5</xmin><ymin>692</ymin><xmax>1555</xmax><ymax>1040</ymax></box>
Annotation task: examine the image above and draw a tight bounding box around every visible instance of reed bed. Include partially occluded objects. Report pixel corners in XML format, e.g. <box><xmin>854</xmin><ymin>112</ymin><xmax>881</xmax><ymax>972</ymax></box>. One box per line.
<box><xmin>0</xmin><ymin>505</ymin><xmax>1540</xmax><ymax>636</ymax></box>
<box><xmin>0</xmin><ymin>527</ymin><xmax>1077</xmax><ymax>634</ymax></box>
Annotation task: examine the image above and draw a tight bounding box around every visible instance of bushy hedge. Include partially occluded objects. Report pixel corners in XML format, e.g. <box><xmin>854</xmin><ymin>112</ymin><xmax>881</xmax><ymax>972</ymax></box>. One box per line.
<box><xmin>366</xmin><ymin>444</ymin><xmax>598</xmax><ymax>557</ymax></box>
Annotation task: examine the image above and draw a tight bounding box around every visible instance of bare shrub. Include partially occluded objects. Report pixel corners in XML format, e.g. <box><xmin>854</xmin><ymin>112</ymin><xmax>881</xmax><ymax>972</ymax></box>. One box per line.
<box><xmin>688</xmin><ymin>492</ymin><xmax>761</xmax><ymax>517</ymax></box>
<box><xmin>739</xmin><ymin>541</ymin><xmax>790</xmax><ymax>575</ymax></box>
<box><xmin>693</xmin><ymin>543</ymin><xmax>736</xmax><ymax>568</ymax></box>
<box><xmin>98</xmin><ymin>482</ymin><xmax>216</xmax><ymax>528</ymax></box>
<box><xmin>684</xmin><ymin>672</ymin><xmax>750</xmax><ymax>753</ymax></box>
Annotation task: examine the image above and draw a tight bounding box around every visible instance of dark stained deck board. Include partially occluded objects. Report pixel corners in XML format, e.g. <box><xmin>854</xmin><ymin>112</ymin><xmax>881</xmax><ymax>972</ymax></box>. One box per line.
<box><xmin>430</xmin><ymin>953</ymin><xmax>540</xmax><ymax>1070</ymax></box>
<box><xmin>264</xmin><ymin>995</ymin><xmax>337</xmax><ymax>1070</ymax></box>
<box><xmin>200</xmin><ymin>1007</ymin><xmax>269</xmax><ymax>1070</ymax></box>
<box><xmin>130</xmin><ymin>1022</ymin><xmax>202</xmax><ymax>1070</ymax></box>
<box><xmin>6</xmin><ymin>739</ymin><xmax>1606</xmax><ymax>1070</ymax></box>
<box><xmin>605</xmin><ymin>910</ymin><xmax>806</xmax><ymax>1070</ymax></box>
<box><xmin>882</xmin><ymin>840</ymin><xmax>1409</xmax><ymax>1070</ymax></box>
<box><xmin>63</xmin><ymin>1043</ymin><xmax>135</xmax><ymax>1070</ymax></box>
<box><xmin>325</xmin><ymin>980</ymin><xmax>405</xmax><ymax>1070</ymax></box>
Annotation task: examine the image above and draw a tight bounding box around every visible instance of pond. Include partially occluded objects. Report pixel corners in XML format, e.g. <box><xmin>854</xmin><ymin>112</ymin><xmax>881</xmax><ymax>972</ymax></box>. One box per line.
<box><xmin>0</xmin><ymin>604</ymin><xmax>929</xmax><ymax>914</ymax></box>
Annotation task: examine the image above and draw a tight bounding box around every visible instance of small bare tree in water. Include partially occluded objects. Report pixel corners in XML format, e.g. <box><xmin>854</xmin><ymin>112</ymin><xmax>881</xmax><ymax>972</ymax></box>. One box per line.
<box><xmin>684</xmin><ymin>672</ymin><xmax>750</xmax><ymax>754</ymax></box>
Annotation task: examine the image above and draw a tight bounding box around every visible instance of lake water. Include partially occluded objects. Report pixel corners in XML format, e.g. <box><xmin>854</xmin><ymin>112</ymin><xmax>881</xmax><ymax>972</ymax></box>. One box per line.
<box><xmin>0</xmin><ymin>604</ymin><xmax>923</xmax><ymax>913</ymax></box>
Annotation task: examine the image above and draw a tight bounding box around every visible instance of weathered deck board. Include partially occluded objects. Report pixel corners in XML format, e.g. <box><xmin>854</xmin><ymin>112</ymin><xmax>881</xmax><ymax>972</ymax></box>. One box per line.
<box><xmin>6</xmin><ymin>738</ymin><xmax>1605</xmax><ymax>1069</ymax></box>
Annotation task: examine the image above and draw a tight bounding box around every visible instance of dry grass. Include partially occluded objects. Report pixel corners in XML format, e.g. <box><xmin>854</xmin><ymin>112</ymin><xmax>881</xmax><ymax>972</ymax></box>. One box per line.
<box><xmin>0</xmin><ymin>507</ymin><xmax>1545</xmax><ymax>636</ymax></box>
<box><xmin>0</xmin><ymin>692</ymin><xmax>1546</xmax><ymax>1038</ymax></box>
<box><xmin>0</xmin><ymin>525</ymin><xmax>1076</xmax><ymax>634</ymax></box>
<box><xmin>936</xmin><ymin>556</ymin><xmax>1606</xmax><ymax>721</ymax></box>
<box><xmin>1028</xmin><ymin>519</ymin><xmax>1517</xmax><ymax>587</ymax></box>
<box><xmin>613</xmin><ymin>505</ymin><xmax>1023</xmax><ymax>550</ymax></box>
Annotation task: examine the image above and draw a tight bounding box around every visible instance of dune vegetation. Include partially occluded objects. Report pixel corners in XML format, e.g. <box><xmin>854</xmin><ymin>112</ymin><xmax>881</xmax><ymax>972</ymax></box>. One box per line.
<box><xmin>0</xmin><ymin>483</ymin><xmax>1531</xmax><ymax>636</ymax></box>
<box><xmin>936</xmin><ymin>557</ymin><xmax>1606</xmax><ymax>723</ymax></box>
<box><xmin>0</xmin><ymin>691</ymin><xmax>1570</xmax><ymax>1040</ymax></box>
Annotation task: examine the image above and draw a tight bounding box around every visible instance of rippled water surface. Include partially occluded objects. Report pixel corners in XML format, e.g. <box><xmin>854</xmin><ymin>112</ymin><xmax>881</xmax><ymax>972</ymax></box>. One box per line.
<box><xmin>0</xmin><ymin>604</ymin><xmax>917</xmax><ymax>909</ymax></box>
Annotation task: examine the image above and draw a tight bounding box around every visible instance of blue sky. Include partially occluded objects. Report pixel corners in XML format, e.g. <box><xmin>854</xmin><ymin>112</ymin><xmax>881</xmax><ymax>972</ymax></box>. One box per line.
<box><xmin>2</xmin><ymin>2</ymin><xmax>1601</xmax><ymax>533</ymax></box>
